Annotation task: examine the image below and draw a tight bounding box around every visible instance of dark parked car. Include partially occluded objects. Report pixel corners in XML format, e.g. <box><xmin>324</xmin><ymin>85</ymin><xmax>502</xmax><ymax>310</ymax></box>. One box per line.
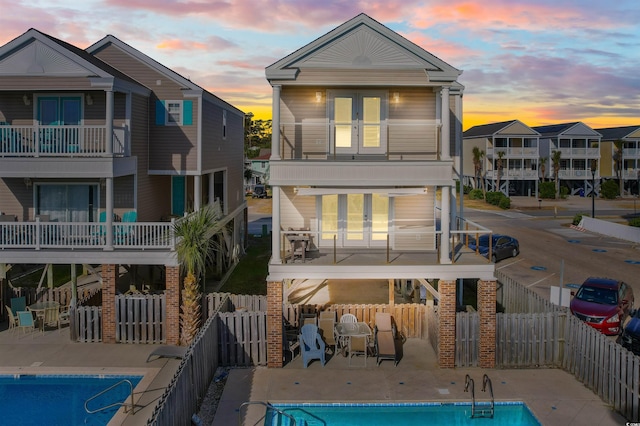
<box><xmin>621</xmin><ymin>309</ymin><xmax>640</xmax><ymax>355</ymax></box>
<box><xmin>468</xmin><ymin>234</ymin><xmax>519</xmax><ymax>263</ymax></box>
<box><xmin>570</xmin><ymin>277</ymin><xmax>634</xmax><ymax>336</ymax></box>
<box><xmin>252</xmin><ymin>185</ymin><xmax>267</xmax><ymax>199</ymax></box>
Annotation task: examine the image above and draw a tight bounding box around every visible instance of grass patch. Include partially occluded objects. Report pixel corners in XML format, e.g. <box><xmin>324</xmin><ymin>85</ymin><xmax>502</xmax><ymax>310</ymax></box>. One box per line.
<box><xmin>8</xmin><ymin>264</ymin><xmax>84</xmax><ymax>288</ymax></box>
<box><xmin>214</xmin><ymin>235</ymin><xmax>270</xmax><ymax>295</ymax></box>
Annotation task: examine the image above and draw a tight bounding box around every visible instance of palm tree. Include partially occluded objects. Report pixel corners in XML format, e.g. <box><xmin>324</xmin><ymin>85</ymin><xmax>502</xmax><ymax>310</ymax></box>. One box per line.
<box><xmin>496</xmin><ymin>150</ymin><xmax>505</xmax><ymax>194</ymax></box>
<box><xmin>539</xmin><ymin>157</ymin><xmax>546</xmax><ymax>182</ymax></box>
<box><xmin>472</xmin><ymin>146</ymin><xmax>485</xmax><ymax>194</ymax></box>
<box><xmin>613</xmin><ymin>139</ymin><xmax>624</xmax><ymax>197</ymax></box>
<box><xmin>551</xmin><ymin>150</ymin><xmax>562</xmax><ymax>199</ymax></box>
<box><xmin>173</xmin><ymin>204</ymin><xmax>221</xmax><ymax>346</ymax></box>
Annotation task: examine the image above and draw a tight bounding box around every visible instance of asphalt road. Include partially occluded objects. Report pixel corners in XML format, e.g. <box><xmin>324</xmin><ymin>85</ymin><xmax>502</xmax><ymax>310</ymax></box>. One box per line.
<box><xmin>465</xmin><ymin>201</ymin><xmax>640</xmax><ymax>305</ymax></box>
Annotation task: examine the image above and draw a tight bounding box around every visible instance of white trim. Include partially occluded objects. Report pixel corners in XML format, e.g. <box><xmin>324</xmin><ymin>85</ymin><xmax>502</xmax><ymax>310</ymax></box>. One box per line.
<box><xmin>296</xmin><ymin>187</ymin><xmax>426</xmax><ymax>196</ymax></box>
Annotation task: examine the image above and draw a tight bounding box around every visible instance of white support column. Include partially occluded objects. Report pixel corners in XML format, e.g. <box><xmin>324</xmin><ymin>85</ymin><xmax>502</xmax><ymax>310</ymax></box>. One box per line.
<box><xmin>440</xmin><ymin>87</ymin><xmax>450</xmax><ymax>161</ymax></box>
<box><xmin>271</xmin><ymin>186</ymin><xmax>282</xmax><ymax>264</ymax></box>
<box><xmin>194</xmin><ymin>175</ymin><xmax>202</xmax><ymax>211</ymax></box>
<box><xmin>106</xmin><ymin>89</ymin><xmax>114</xmax><ymax>156</ymax></box>
<box><xmin>209</xmin><ymin>173</ymin><xmax>215</xmax><ymax>205</ymax></box>
<box><xmin>455</xmin><ymin>93</ymin><xmax>464</xmax><ymax>220</ymax></box>
<box><xmin>271</xmin><ymin>85</ymin><xmax>281</xmax><ymax>161</ymax></box>
<box><xmin>105</xmin><ymin>177</ymin><xmax>114</xmax><ymax>251</ymax></box>
<box><xmin>439</xmin><ymin>186</ymin><xmax>451</xmax><ymax>264</ymax></box>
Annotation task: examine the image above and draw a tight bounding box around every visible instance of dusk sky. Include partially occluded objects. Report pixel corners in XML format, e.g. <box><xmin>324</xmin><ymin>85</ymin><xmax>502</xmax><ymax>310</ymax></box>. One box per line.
<box><xmin>2</xmin><ymin>0</ymin><xmax>639</xmax><ymax>130</ymax></box>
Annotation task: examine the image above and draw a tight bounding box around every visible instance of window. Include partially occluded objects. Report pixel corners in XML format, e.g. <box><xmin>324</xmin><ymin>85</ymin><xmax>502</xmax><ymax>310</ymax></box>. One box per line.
<box><xmin>155</xmin><ymin>100</ymin><xmax>193</xmax><ymax>126</ymax></box>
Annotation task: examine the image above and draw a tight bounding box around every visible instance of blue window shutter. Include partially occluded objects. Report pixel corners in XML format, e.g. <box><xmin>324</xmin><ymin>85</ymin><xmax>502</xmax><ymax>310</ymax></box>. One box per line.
<box><xmin>155</xmin><ymin>100</ymin><xmax>166</xmax><ymax>125</ymax></box>
<box><xmin>183</xmin><ymin>100</ymin><xmax>193</xmax><ymax>125</ymax></box>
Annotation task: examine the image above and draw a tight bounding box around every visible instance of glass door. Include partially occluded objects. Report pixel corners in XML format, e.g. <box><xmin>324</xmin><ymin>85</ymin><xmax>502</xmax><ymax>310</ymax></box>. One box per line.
<box><xmin>329</xmin><ymin>91</ymin><xmax>386</xmax><ymax>155</ymax></box>
<box><xmin>320</xmin><ymin>193</ymin><xmax>389</xmax><ymax>248</ymax></box>
<box><xmin>36</xmin><ymin>184</ymin><xmax>98</xmax><ymax>222</ymax></box>
<box><xmin>37</xmin><ymin>96</ymin><xmax>81</xmax><ymax>152</ymax></box>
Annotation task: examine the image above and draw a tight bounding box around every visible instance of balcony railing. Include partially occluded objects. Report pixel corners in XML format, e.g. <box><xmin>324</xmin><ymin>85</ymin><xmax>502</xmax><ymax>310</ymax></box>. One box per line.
<box><xmin>0</xmin><ymin>220</ymin><xmax>175</xmax><ymax>250</ymax></box>
<box><xmin>556</xmin><ymin>147</ymin><xmax>599</xmax><ymax>157</ymax></box>
<box><xmin>0</xmin><ymin>125</ymin><xmax>127</xmax><ymax>157</ymax></box>
<box><xmin>487</xmin><ymin>147</ymin><xmax>538</xmax><ymax>157</ymax></box>
<box><xmin>485</xmin><ymin>169</ymin><xmax>538</xmax><ymax>179</ymax></box>
<box><xmin>278</xmin><ymin>120</ymin><xmax>440</xmax><ymax>160</ymax></box>
<box><xmin>558</xmin><ymin>169</ymin><xmax>598</xmax><ymax>179</ymax></box>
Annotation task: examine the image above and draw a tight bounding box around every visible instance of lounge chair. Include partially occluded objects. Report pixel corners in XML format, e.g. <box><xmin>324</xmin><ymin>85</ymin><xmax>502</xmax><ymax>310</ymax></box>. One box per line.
<box><xmin>17</xmin><ymin>311</ymin><xmax>36</xmax><ymax>337</ymax></box>
<box><xmin>5</xmin><ymin>305</ymin><xmax>17</xmax><ymax>334</ymax></box>
<box><xmin>318</xmin><ymin>311</ymin><xmax>337</xmax><ymax>354</ymax></box>
<box><xmin>146</xmin><ymin>345</ymin><xmax>187</xmax><ymax>362</ymax></box>
<box><xmin>299</xmin><ymin>324</ymin><xmax>326</xmax><ymax>368</ymax></box>
<box><xmin>375</xmin><ymin>312</ymin><xmax>398</xmax><ymax>366</ymax></box>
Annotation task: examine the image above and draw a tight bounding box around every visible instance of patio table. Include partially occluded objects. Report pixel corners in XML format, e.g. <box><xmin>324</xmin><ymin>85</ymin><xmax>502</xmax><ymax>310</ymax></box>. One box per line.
<box><xmin>28</xmin><ymin>301</ymin><xmax>60</xmax><ymax>331</ymax></box>
<box><xmin>335</xmin><ymin>322</ymin><xmax>372</xmax><ymax>366</ymax></box>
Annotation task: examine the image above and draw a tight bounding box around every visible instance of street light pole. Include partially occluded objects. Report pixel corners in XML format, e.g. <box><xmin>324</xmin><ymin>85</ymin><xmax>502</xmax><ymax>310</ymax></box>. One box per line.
<box><xmin>591</xmin><ymin>159</ymin><xmax>597</xmax><ymax>218</ymax></box>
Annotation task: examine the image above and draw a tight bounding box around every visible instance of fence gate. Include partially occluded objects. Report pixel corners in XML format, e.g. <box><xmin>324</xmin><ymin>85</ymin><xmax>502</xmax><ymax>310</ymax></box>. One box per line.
<box><xmin>115</xmin><ymin>294</ymin><xmax>165</xmax><ymax>343</ymax></box>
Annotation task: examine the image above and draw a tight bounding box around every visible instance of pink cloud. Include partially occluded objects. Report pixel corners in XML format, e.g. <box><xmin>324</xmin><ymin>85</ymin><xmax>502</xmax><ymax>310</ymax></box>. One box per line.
<box><xmin>156</xmin><ymin>39</ymin><xmax>208</xmax><ymax>50</ymax></box>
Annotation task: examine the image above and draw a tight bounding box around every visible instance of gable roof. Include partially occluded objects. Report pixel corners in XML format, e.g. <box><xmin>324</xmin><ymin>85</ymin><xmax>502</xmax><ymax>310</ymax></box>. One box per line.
<box><xmin>463</xmin><ymin>120</ymin><xmax>539</xmax><ymax>138</ymax></box>
<box><xmin>87</xmin><ymin>35</ymin><xmax>244</xmax><ymax>117</ymax></box>
<box><xmin>266</xmin><ymin>13</ymin><xmax>461</xmax><ymax>84</ymax></box>
<box><xmin>0</xmin><ymin>29</ymin><xmax>147</xmax><ymax>94</ymax></box>
<box><xmin>595</xmin><ymin>125</ymin><xmax>640</xmax><ymax>141</ymax></box>
<box><xmin>532</xmin><ymin>122</ymin><xmax>601</xmax><ymax>138</ymax></box>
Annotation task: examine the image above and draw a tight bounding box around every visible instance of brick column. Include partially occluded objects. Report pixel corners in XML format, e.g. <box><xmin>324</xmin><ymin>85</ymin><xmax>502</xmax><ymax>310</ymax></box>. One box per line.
<box><xmin>267</xmin><ymin>280</ymin><xmax>284</xmax><ymax>368</ymax></box>
<box><xmin>165</xmin><ymin>265</ymin><xmax>181</xmax><ymax>345</ymax></box>
<box><xmin>478</xmin><ymin>279</ymin><xmax>497</xmax><ymax>368</ymax></box>
<box><xmin>102</xmin><ymin>264</ymin><xmax>117</xmax><ymax>343</ymax></box>
<box><xmin>438</xmin><ymin>279</ymin><xmax>456</xmax><ymax>368</ymax></box>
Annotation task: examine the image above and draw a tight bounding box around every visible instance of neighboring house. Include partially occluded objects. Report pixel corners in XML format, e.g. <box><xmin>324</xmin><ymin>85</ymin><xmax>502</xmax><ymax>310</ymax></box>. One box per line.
<box><xmin>0</xmin><ymin>29</ymin><xmax>246</xmax><ymax>344</ymax></box>
<box><xmin>596</xmin><ymin>126</ymin><xmax>640</xmax><ymax>195</ymax></box>
<box><xmin>249</xmin><ymin>149</ymin><xmax>271</xmax><ymax>185</ymax></box>
<box><xmin>533</xmin><ymin>122</ymin><xmax>601</xmax><ymax>196</ymax></box>
<box><xmin>463</xmin><ymin>120</ymin><xmax>541</xmax><ymax>196</ymax></box>
<box><xmin>264</xmin><ymin>14</ymin><xmax>496</xmax><ymax>369</ymax></box>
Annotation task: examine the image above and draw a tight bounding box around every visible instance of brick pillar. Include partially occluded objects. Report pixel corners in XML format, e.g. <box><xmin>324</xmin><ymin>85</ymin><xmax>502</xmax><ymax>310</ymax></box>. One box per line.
<box><xmin>267</xmin><ymin>280</ymin><xmax>283</xmax><ymax>368</ymax></box>
<box><xmin>165</xmin><ymin>265</ymin><xmax>181</xmax><ymax>345</ymax></box>
<box><xmin>438</xmin><ymin>279</ymin><xmax>456</xmax><ymax>368</ymax></box>
<box><xmin>478</xmin><ymin>279</ymin><xmax>497</xmax><ymax>368</ymax></box>
<box><xmin>102</xmin><ymin>264</ymin><xmax>117</xmax><ymax>343</ymax></box>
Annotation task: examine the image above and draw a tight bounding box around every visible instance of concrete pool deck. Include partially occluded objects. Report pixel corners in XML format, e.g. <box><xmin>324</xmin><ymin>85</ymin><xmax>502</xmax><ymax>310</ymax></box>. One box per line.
<box><xmin>213</xmin><ymin>339</ymin><xmax>628</xmax><ymax>426</ymax></box>
<box><xmin>0</xmin><ymin>325</ymin><xmax>182</xmax><ymax>425</ymax></box>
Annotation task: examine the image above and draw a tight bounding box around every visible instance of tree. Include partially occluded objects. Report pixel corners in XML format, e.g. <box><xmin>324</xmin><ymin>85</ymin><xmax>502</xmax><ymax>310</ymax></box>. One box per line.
<box><xmin>173</xmin><ymin>204</ymin><xmax>221</xmax><ymax>346</ymax></box>
<box><xmin>244</xmin><ymin>113</ymin><xmax>272</xmax><ymax>158</ymax></box>
<box><xmin>472</xmin><ymin>146</ymin><xmax>485</xmax><ymax>195</ymax></box>
<box><xmin>551</xmin><ymin>150</ymin><xmax>562</xmax><ymax>199</ymax></box>
<box><xmin>539</xmin><ymin>157</ymin><xmax>546</xmax><ymax>182</ymax></box>
<box><xmin>496</xmin><ymin>150</ymin><xmax>505</xmax><ymax>194</ymax></box>
<box><xmin>613</xmin><ymin>139</ymin><xmax>624</xmax><ymax>197</ymax></box>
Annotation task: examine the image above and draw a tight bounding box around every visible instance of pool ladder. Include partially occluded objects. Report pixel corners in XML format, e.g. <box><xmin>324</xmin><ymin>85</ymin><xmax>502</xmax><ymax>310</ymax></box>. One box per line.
<box><xmin>84</xmin><ymin>379</ymin><xmax>136</xmax><ymax>416</ymax></box>
<box><xmin>464</xmin><ymin>374</ymin><xmax>494</xmax><ymax>419</ymax></box>
<box><xmin>238</xmin><ymin>401</ymin><xmax>297</xmax><ymax>426</ymax></box>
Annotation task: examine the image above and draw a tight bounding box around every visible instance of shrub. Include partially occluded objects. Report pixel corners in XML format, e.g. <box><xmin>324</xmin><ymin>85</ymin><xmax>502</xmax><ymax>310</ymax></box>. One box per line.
<box><xmin>469</xmin><ymin>189</ymin><xmax>484</xmax><ymax>200</ymax></box>
<box><xmin>539</xmin><ymin>182</ymin><xmax>556</xmax><ymax>199</ymax></box>
<box><xmin>485</xmin><ymin>191</ymin><xmax>502</xmax><ymax>205</ymax></box>
<box><xmin>629</xmin><ymin>217</ymin><xmax>640</xmax><ymax>228</ymax></box>
<box><xmin>560</xmin><ymin>186</ymin><xmax>569</xmax><ymax>198</ymax></box>
<box><xmin>600</xmin><ymin>180</ymin><xmax>619</xmax><ymax>199</ymax></box>
<box><xmin>572</xmin><ymin>213</ymin><xmax>583</xmax><ymax>226</ymax></box>
<box><xmin>498</xmin><ymin>196</ymin><xmax>511</xmax><ymax>209</ymax></box>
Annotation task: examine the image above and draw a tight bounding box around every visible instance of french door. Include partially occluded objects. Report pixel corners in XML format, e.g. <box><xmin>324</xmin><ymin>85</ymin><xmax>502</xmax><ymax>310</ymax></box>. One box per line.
<box><xmin>320</xmin><ymin>193</ymin><xmax>389</xmax><ymax>247</ymax></box>
<box><xmin>329</xmin><ymin>91</ymin><xmax>386</xmax><ymax>155</ymax></box>
<box><xmin>36</xmin><ymin>183</ymin><xmax>98</xmax><ymax>222</ymax></box>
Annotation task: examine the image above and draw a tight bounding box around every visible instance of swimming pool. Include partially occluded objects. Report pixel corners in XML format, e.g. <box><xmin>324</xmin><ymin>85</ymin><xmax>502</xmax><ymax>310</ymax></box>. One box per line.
<box><xmin>0</xmin><ymin>374</ymin><xmax>142</xmax><ymax>425</ymax></box>
<box><xmin>266</xmin><ymin>401</ymin><xmax>541</xmax><ymax>425</ymax></box>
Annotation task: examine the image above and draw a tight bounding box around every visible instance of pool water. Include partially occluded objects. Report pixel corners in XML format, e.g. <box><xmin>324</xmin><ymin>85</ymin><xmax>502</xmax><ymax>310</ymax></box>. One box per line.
<box><xmin>0</xmin><ymin>374</ymin><xmax>142</xmax><ymax>425</ymax></box>
<box><xmin>267</xmin><ymin>402</ymin><xmax>541</xmax><ymax>425</ymax></box>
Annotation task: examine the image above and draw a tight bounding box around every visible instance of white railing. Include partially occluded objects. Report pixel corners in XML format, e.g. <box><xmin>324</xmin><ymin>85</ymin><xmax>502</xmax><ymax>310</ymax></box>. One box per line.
<box><xmin>0</xmin><ymin>220</ymin><xmax>174</xmax><ymax>250</ymax></box>
<box><xmin>0</xmin><ymin>125</ymin><xmax>127</xmax><ymax>157</ymax></box>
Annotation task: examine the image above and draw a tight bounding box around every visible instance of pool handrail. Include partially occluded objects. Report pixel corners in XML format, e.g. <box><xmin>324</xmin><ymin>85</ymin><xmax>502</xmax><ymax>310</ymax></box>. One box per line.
<box><xmin>463</xmin><ymin>374</ymin><xmax>475</xmax><ymax>417</ymax></box>
<box><xmin>481</xmin><ymin>374</ymin><xmax>495</xmax><ymax>418</ymax></box>
<box><xmin>238</xmin><ymin>401</ymin><xmax>296</xmax><ymax>426</ymax></box>
<box><xmin>84</xmin><ymin>379</ymin><xmax>135</xmax><ymax>415</ymax></box>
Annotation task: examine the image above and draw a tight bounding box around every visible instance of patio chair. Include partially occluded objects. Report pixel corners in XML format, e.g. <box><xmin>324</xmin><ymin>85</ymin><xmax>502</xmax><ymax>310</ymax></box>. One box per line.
<box><xmin>5</xmin><ymin>305</ymin><xmax>18</xmax><ymax>334</ymax></box>
<box><xmin>17</xmin><ymin>311</ymin><xmax>36</xmax><ymax>337</ymax></box>
<box><xmin>43</xmin><ymin>306</ymin><xmax>60</xmax><ymax>332</ymax></box>
<box><xmin>10</xmin><ymin>296</ymin><xmax>26</xmax><ymax>313</ymax></box>
<box><xmin>375</xmin><ymin>312</ymin><xmax>398</xmax><ymax>366</ymax></box>
<box><xmin>318</xmin><ymin>311</ymin><xmax>337</xmax><ymax>354</ymax></box>
<box><xmin>58</xmin><ymin>305</ymin><xmax>71</xmax><ymax>331</ymax></box>
<box><xmin>299</xmin><ymin>324</ymin><xmax>326</xmax><ymax>368</ymax></box>
<box><xmin>117</xmin><ymin>210</ymin><xmax>137</xmax><ymax>244</ymax></box>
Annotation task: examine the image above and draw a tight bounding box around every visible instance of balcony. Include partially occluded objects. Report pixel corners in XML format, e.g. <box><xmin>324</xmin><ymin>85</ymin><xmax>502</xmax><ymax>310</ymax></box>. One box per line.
<box><xmin>0</xmin><ymin>125</ymin><xmax>127</xmax><ymax>157</ymax></box>
<box><xmin>487</xmin><ymin>147</ymin><xmax>538</xmax><ymax>158</ymax></box>
<box><xmin>486</xmin><ymin>169</ymin><xmax>538</xmax><ymax>180</ymax></box>
<box><xmin>556</xmin><ymin>147</ymin><xmax>599</xmax><ymax>158</ymax></box>
<box><xmin>558</xmin><ymin>170</ymin><xmax>598</xmax><ymax>179</ymax></box>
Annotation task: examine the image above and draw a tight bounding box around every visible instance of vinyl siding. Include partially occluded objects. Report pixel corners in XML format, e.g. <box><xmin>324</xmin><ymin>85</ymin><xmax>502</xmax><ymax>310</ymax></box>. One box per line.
<box><xmin>278</xmin><ymin>69</ymin><xmax>432</xmax><ymax>86</ymax></box>
<box><xmin>393</xmin><ymin>192</ymin><xmax>435</xmax><ymax>251</ymax></box>
<box><xmin>280</xmin><ymin>87</ymin><xmax>328</xmax><ymax>160</ymax></box>
<box><xmin>0</xmin><ymin>178</ymin><xmax>32</xmax><ymax>220</ymax></box>
<box><xmin>388</xmin><ymin>88</ymin><xmax>437</xmax><ymax>160</ymax></box>
<box><xmin>0</xmin><ymin>77</ymin><xmax>93</xmax><ymax>91</ymax></box>
<box><xmin>279</xmin><ymin>187</ymin><xmax>317</xmax><ymax>249</ymax></box>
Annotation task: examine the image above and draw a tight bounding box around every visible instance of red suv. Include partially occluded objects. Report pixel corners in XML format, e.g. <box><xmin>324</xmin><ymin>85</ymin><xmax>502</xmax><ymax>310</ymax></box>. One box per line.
<box><xmin>570</xmin><ymin>277</ymin><xmax>634</xmax><ymax>335</ymax></box>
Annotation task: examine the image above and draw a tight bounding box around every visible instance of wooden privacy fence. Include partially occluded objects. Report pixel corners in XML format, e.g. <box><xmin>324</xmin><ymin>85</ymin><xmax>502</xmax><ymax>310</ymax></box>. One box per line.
<box><xmin>146</xmin><ymin>293</ymin><xmax>227</xmax><ymax>426</ymax></box>
<box><xmin>496</xmin><ymin>269</ymin><xmax>563</xmax><ymax>314</ymax></box>
<box><xmin>115</xmin><ymin>294</ymin><xmax>165</xmax><ymax>344</ymax></box>
<box><xmin>75</xmin><ymin>306</ymin><xmax>101</xmax><ymax>343</ymax></box>
<box><xmin>203</xmin><ymin>293</ymin><xmax>264</xmax><ymax>318</ymax></box>
<box><xmin>218</xmin><ymin>311</ymin><xmax>267</xmax><ymax>366</ymax></box>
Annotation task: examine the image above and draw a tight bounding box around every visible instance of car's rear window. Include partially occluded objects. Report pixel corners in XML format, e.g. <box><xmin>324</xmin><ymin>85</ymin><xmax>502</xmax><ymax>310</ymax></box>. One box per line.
<box><xmin>575</xmin><ymin>285</ymin><xmax>618</xmax><ymax>305</ymax></box>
